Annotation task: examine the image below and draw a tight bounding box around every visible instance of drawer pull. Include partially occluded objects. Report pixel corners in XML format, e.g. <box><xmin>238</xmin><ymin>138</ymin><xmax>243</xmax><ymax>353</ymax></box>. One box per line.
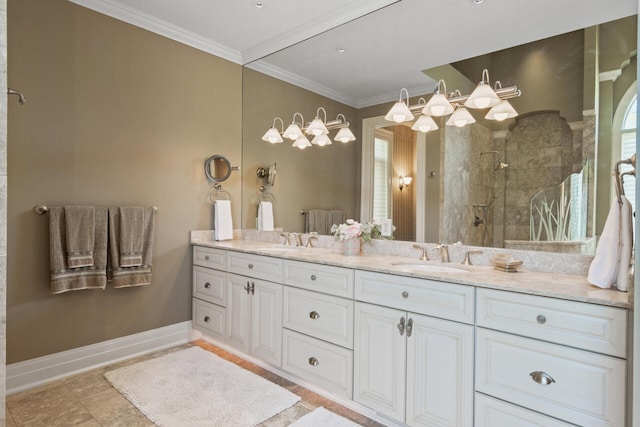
<box><xmin>204</xmin><ymin>282</ymin><xmax>211</xmax><ymax>289</ymax></box>
<box><xmin>204</xmin><ymin>316</ymin><xmax>211</xmax><ymax>323</ymax></box>
<box><xmin>310</xmin><ymin>274</ymin><xmax>317</xmax><ymax>281</ymax></box>
<box><xmin>402</xmin><ymin>291</ymin><xmax>409</xmax><ymax>299</ymax></box>
<box><xmin>536</xmin><ymin>315</ymin><xmax>547</xmax><ymax>324</ymax></box>
<box><xmin>398</xmin><ymin>316</ymin><xmax>406</xmax><ymax>336</ymax></box>
<box><xmin>529</xmin><ymin>371</ymin><xmax>555</xmax><ymax>385</ymax></box>
<box><xmin>204</xmin><ymin>255</ymin><xmax>210</xmax><ymax>261</ymax></box>
<box><xmin>309</xmin><ymin>311</ymin><xmax>320</xmax><ymax>320</ymax></box>
<box><xmin>308</xmin><ymin>357</ymin><xmax>320</xmax><ymax>366</ymax></box>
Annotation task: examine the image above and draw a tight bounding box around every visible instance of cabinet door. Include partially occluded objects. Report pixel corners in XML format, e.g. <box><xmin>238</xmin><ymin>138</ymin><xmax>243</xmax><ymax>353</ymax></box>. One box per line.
<box><xmin>251</xmin><ymin>279</ymin><xmax>283</xmax><ymax>367</ymax></box>
<box><xmin>226</xmin><ymin>273</ymin><xmax>252</xmax><ymax>354</ymax></box>
<box><xmin>354</xmin><ymin>302</ymin><xmax>406</xmax><ymax>422</ymax></box>
<box><xmin>406</xmin><ymin>313</ymin><xmax>474</xmax><ymax>427</ymax></box>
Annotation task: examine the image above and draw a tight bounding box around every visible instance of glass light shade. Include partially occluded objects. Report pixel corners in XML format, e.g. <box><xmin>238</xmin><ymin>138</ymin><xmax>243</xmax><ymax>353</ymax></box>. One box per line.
<box><xmin>401</xmin><ymin>176</ymin><xmax>412</xmax><ymax>185</ymax></box>
<box><xmin>261</xmin><ymin>127</ymin><xmax>283</xmax><ymax>143</ymax></box>
<box><xmin>292</xmin><ymin>135</ymin><xmax>312</xmax><ymax>149</ymax></box>
<box><xmin>411</xmin><ymin>115</ymin><xmax>439</xmax><ymax>133</ymax></box>
<box><xmin>335</xmin><ymin>127</ymin><xmax>356</xmax><ymax>142</ymax></box>
<box><xmin>464</xmin><ymin>82</ymin><xmax>500</xmax><ymax>109</ymax></box>
<box><xmin>384</xmin><ymin>101</ymin><xmax>414</xmax><ymax>123</ymax></box>
<box><xmin>311</xmin><ymin>133</ymin><xmax>332</xmax><ymax>146</ymax></box>
<box><xmin>446</xmin><ymin>107</ymin><xmax>476</xmax><ymax>127</ymax></box>
<box><xmin>305</xmin><ymin>118</ymin><xmax>329</xmax><ymax>136</ymax></box>
<box><xmin>283</xmin><ymin>123</ymin><xmax>303</xmax><ymax>140</ymax></box>
<box><xmin>485</xmin><ymin>100</ymin><xmax>518</xmax><ymax>121</ymax></box>
<box><xmin>422</xmin><ymin>93</ymin><xmax>454</xmax><ymax>116</ymax></box>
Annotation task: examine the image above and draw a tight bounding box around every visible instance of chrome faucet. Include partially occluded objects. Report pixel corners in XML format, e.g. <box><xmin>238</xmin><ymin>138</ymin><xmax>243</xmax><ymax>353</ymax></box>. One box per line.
<box><xmin>305</xmin><ymin>232</ymin><xmax>318</xmax><ymax>248</ymax></box>
<box><xmin>462</xmin><ymin>250</ymin><xmax>483</xmax><ymax>265</ymax></box>
<box><xmin>289</xmin><ymin>232</ymin><xmax>303</xmax><ymax>246</ymax></box>
<box><xmin>436</xmin><ymin>244</ymin><xmax>450</xmax><ymax>263</ymax></box>
<box><xmin>412</xmin><ymin>244</ymin><xmax>429</xmax><ymax>261</ymax></box>
<box><xmin>280</xmin><ymin>233</ymin><xmax>291</xmax><ymax>245</ymax></box>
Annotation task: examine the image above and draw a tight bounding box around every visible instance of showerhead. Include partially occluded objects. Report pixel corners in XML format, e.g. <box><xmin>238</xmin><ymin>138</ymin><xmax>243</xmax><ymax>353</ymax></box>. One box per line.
<box><xmin>480</xmin><ymin>151</ymin><xmax>509</xmax><ymax>170</ymax></box>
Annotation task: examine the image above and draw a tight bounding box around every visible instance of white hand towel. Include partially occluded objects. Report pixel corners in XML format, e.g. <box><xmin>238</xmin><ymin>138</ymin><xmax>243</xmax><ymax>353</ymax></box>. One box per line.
<box><xmin>588</xmin><ymin>201</ymin><xmax>621</xmax><ymax>288</ymax></box>
<box><xmin>615</xmin><ymin>196</ymin><xmax>633</xmax><ymax>291</ymax></box>
<box><xmin>258</xmin><ymin>201</ymin><xmax>274</xmax><ymax>231</ymax></box>
<box><xmin>214</xmin><ymin>200</ymin><xmax>233</xmax><ymax>241</ymax></box>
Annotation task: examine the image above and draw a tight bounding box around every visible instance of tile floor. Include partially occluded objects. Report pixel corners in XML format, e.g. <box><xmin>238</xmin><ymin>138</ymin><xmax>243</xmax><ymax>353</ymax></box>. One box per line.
<box><xmin>5</xmin><ymin>340</ymin><xmax>385</xmax><ymax>427</ymax></box>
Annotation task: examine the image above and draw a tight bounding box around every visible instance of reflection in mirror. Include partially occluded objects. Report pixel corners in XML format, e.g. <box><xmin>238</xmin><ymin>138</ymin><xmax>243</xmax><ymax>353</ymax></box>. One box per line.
<box><xmin>204</xmin><ymin>154</ymin><xmax>232</xmax><ymax>183</ymax></box>
<box><xmin>242</xmin><ymin>11</ymin><xmax>637</xmax><ymax>255</ymax></box>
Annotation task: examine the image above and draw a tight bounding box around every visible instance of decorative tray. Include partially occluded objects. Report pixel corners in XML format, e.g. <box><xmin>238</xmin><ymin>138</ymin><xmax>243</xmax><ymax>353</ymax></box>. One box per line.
<box><xmin>490</xmin><ymin>254</ymin><xmax>523</xmax><ymax>273</ymax></box>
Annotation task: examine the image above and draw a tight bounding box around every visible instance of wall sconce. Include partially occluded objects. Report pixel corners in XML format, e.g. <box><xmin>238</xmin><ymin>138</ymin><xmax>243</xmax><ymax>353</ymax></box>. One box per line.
<box><xmin>385</xmin><ymin>88</ymin><xmax>414</xmax><ymax>123</ymax></box>
<box><xmin>422</xmin><ymin>80</ymin><xmax>454</xmax><ymax>117</ymax></box>
<box><xmin>465</xmin><ymin>69</ymin><xmax>501</xmax><ymax>109</ymax></box>
<box><xmin>399</xmin><ymin>175</ymin><xmax>412</xmax><ymax>191</ymax></box>
<box><xmin>261</xmin><ymin>117</ymin><xmax>284</xmax><ymax>143</ymax></box>
<box><xmin>283</xmin><ymin>112</ymin><xmax>305</xmax><ymax>140</ymax></box>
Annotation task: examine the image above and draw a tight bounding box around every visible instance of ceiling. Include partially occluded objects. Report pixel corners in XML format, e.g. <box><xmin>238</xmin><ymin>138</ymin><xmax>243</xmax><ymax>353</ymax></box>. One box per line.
<box><xmin>70</xmin><ymin>0</ymin><xmax>637</xmax><ymax>107</ymax></box>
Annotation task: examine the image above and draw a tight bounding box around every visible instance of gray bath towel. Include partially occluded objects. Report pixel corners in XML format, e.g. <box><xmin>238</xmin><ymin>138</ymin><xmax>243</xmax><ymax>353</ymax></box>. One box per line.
<box><xmin>49</xmin><ymin>206</ymin><xmax>108</xmax><ymax>294</ymax></box>
<box><xmin>64</xmin><ymin>206</ymin><xmax>96</xmax><ymax>268</ymax></box>
<box><xmin>118</xmin><ymin>206</ymin><xmax>145</xmax><ymax>267</ymax></box>
<box><xmin>328</xmin><ymin>210</ymin><xmax>345</xmax><ymax>233</ymax></box>
<box><xmin>108</xmin><ymin>206</ymin><xmax>156</xmax><ymax>288</ymax></box>
<box><xmin>305</xmin><ymin>210</ymin><xmax>327</xmax><ymax>234</ymax></box>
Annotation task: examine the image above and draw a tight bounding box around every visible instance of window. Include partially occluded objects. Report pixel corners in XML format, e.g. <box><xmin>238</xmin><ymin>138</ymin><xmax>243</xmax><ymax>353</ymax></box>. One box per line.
<box><xmin>373</xmin><ymin>129</ymin><xmax>392</xmax><ymax>220</ymax></box>
<box><xmin>620</xmin><ymin>94</ymin><xmax>636</xmax><ymax>201</ymax></box>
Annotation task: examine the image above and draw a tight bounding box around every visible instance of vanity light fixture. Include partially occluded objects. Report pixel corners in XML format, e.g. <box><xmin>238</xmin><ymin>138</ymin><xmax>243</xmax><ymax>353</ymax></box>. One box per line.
<box><xmin>446</xmin><ymin>106</ymin><xmax>476</xmax><ymax>127</ymax></box>
<box><xmin>399</xmin><ymin>175</ymin><xmax>412</xmax><ymax>191</ymax></box>
<box><xmin>306</xmin><ymin>107</ymin><xmax>329</xmax><ymax>136</ymax></box>
<box><xmin>261</xmin><ymin>117</ymin><xmax>284</xmax><ymax>143</ymax></box>
<box><xmin>485</xmin><ymin>82</ymin><xmax>518</xmax><ymax>121</ymax></box>
<box><xmin>411</xmin><ymin>114</ymin><xmax>439</xmax><ymax>133</ymax></box>
<box><xmin>422</xmin><ymin>80</ymin><xmax>455</xmax><ymax>117</ymax></box>
<box><xmin>282</xmin><ymin>113</ymin><xmax>305</xmax><ymax>140</ymax></box>
<box><xmin>465</xmin><ymin>69</ymin><xmax>501</xmax><ymax>109</ymax></box>
<box><xmin>335</xmin><ymin>126</ymin><xmax>356</xmax><ymax>142</ymax></box>
<box><xmin>385</xmin><ymin>88</ymin><xmax>414</xmax><ymax>123</ymax></box>
<box><xmin>311</xmin><ymin>133</ymin><xmax>332</xmax><ymax>146</ymax></box>
<box><xmin>292</xmin><ymin>135</ymin><xmax>312</xmax><ymax>149</ymax></box>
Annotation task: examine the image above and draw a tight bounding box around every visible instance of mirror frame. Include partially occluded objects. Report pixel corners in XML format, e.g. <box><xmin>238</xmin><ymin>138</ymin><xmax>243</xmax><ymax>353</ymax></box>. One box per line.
<box><xmin>204</xmin><ymin>154</ymin><xmax>232</xmax><ymax>183</ymax></box>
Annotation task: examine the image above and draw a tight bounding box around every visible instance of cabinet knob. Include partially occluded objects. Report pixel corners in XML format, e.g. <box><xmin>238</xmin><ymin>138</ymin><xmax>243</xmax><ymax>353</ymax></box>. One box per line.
<box><xmin>308</xmin><ymin>357</ymin><xmax>319</xmax><ymax>366</ymax></box>
<box><xmin>204</xmin><ymin>316</ymin><xmax>211</xmax><ymax>323</ymax></box>
<box><xmin>309</xmin><ymin>311</ymin><xmax>320</xmax><ymax>320</ymax></box>
<box><xmin>402</xmin><ymin>291</ymin><xmax>409</xmax><ymax>299</ymax></box>
<box><xmin>204</xmin><ymin>255</ymin><xmax>210</xmax><ymax>261</ymax></box>
<box><xmin>529</xmin><ymin>371</ymin><xmax>555</xmax><ymax>385</ymax></box>
<box><xmin>310</xmin><ymin>274</ymin><xmax>317</xmax><ymax>281</ymax></box>
<box><xmin>204</xmin><ymin>282</ymin><xmax>211</xmax><ymax>289</ymax></box>
<box><xmin>536</xmin><ymin>315</ymin><xmax>547</xmax><ymax>324</ymax></box>
<box><xmin>248</xmin><ymin>263</ymin><xmax>254</xmax><ymax>269</ymax></box>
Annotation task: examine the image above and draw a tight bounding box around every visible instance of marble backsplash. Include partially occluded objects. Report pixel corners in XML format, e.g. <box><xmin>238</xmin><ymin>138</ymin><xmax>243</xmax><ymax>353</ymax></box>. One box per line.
<box><xmin>192</xmin><ymin>229</ymin><xmax>595</xmax><ymax>277</ymax></box>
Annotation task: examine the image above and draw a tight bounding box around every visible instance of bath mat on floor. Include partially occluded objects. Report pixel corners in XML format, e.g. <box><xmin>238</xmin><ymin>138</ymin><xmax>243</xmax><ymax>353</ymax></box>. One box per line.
<box><xmin>104</xmin><ymin>346</ymin><xmax>300</xmax><ymax>427</ymax></box>
<box><xmin>289</xmin><ymin>407</ymin><xmax>362</xmax><ymax>427</ymax></box>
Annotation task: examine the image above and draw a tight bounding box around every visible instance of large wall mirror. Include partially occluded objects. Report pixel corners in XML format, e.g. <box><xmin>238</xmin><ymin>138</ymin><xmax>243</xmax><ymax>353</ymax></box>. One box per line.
<box><xmin>241</xmin><ymin>1</ymin><xmax>637</xmax><ymax>255</ymax></box>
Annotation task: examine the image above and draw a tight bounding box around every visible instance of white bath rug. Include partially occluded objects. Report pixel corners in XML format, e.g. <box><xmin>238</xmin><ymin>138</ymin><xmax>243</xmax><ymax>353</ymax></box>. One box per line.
<box><xmin>104</xmin><ymin>346</ymin><xmax>300</xmax><ymax>427</ymax></box>
<box><xmin>288</xmin><ymin>407</ymin><xmax>363</xmax><ymax>427</ymax></box>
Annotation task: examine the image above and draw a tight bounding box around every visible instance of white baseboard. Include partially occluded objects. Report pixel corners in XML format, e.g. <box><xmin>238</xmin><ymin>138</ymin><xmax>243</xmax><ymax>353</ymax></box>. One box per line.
<box><xmin>7</xmin><ymin>321</ymin><xmax>193</xmax><ymax>395</ymax></box>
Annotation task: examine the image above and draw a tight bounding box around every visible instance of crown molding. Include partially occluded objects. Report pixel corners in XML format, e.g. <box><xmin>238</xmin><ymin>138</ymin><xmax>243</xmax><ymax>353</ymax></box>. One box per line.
<box><xmin>68</xmin><ymin>0</ymin><xmax>243</xmax><ymax>64</ymax></box>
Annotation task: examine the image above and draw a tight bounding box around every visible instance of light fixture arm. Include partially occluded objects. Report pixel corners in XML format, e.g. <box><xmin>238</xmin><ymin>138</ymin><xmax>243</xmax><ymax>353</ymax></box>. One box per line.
<box><xmin>292</xmin><ymin>112</ymin><xmax>304</xmax><ymax>126</ymax></box>
<box><xmin>271</xmin><ymin>117</ymin><xmax>284</xmax><ymax>133</ymax></box>
<box><xmin>315</xmin><ymin>107</ymin><xmax>327</xmax><ymax>123</ymax></box>
<box><xmin>481</xmin><ymin>68</ymin><xmax>490</xmax><ymax>84</ymax></box>
<box><xmin>436</xmin><ymin>79</ymin><xmax>447</xmax><ymax>95</ymax></box>
<box><xmin>399</xmin><ymin>87</ymin><xmax>410</xmax><ymax>104</ymax></box>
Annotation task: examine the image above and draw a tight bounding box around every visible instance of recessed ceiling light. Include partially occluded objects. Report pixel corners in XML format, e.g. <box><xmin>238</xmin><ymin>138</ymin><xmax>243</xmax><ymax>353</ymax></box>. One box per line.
<box><xmin>473</xmin><ymin>0</ymin><xmax>483</xmax><ymax>4</ymax></box>
<box><xmin>255</xmin><ymin>2</ymin><xmax>264</xmax><ymax>8</ymax></box>
<box><xmin>337</xmin><ymin>48</ymin><xmax>346</xmax><ymax>53</ymax></box>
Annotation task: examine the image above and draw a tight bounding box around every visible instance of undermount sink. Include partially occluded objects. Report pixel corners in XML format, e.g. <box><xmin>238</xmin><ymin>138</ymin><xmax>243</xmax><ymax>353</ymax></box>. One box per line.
<box><xmin>391</xmin><ymin>262</ymin><xmax>471</xmax><ymax>273</ymax></box>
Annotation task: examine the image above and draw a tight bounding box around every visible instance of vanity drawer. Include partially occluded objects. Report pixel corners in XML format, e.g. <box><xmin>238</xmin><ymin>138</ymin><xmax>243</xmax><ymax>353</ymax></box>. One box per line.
<box><xmin>193</xmin><ymin>266</ymin><xmax>226</xmax><ymax>306</ymax></box>
<box><xmin>227</xmin><ymin>252</ymin><xmax>284</xmax><ymax>283</ymax></box>
<box><xmin>476</xmin><ymin>328</ymin><xmax>626</xmax><ymax>427</ymax></box>
<box><xmin>354</xmin><ymin>270</ymin><xmax>474</xmax><ymax>324</ymax></box>
<box><xmin>284</xmin><ymin>260</ymin><xmax>354</xmax><ymax>298</ymax></box>
<box><xmin>282</xmin><ymin>329</ymin><xmax>353</xmax><ymax>399</ymax></box>
<box><xmin>192</xmin><ymin>299</ymin><xmax>226</xmax><ymax>341</ymax></box>
<box><xmin>475</xmin><ymin>393</ymin><xmax>574</xmax><ymax>427</ymax></box>
<box><xmin>283</xmin><ymin>286</ymin><xmax>354</xmax><ymax>349</ymax></box>
<box><xmin>193</xmin><ymin>246</ymin><xmax>226</xmax><ymax>270</ymax></box>
<box><xmin>477</xmin><ymin>288</ymin><xmax>627</xmax><ymax>357</ymax></box>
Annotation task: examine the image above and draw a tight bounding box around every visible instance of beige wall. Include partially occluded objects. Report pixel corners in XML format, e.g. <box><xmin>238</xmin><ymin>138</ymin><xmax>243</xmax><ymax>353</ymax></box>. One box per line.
<box><xmin>242</xmin><ymin>68</ymin><xmax>358</xmax><ymax>233</ymax></box>
<box><xmin>7</xmin><ymin>0</ymin><xmax>242</xmax><ymax>363</ymax></box>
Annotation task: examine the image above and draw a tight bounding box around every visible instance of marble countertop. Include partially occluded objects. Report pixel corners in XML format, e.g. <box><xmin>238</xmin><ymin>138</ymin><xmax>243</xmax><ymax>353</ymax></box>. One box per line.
<box><xmin>192</xmin><ymin>238</ymin><xmax>631</xmax><ymax>309</ymax></box>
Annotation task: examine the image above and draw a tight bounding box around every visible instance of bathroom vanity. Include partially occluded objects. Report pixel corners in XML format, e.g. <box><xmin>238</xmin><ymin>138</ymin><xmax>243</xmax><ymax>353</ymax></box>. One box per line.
<box><xmin>191</xmin><ymin>237</ymin><xmax>630</xmax><ymax>427</ymax></box>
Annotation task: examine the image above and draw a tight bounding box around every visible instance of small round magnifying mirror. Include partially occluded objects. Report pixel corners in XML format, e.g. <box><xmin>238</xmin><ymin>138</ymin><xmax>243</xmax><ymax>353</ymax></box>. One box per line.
<box><xmin>268</xmin><ymin>162</ymin><xmax>276</xmax><ymax>186</ymax></box>
<box><xmin>204</xmin><ymin>155</ymin><xmax>232</xmax><ymax>183</ymax></box>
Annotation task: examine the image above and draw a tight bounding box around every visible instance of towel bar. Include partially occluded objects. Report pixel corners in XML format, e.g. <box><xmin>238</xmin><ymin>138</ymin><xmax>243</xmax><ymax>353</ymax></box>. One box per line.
<box><xmin>34</xmin><ymin>205</ymin><xmax>159</xmax><ymax>214</ymax></box>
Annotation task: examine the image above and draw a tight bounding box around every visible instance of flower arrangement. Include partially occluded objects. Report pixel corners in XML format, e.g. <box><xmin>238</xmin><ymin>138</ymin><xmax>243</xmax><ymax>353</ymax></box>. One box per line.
<box><xmin>331</xmin><ymin>219</ymin><xmax>395</xmax><ymax>242</ymax></box>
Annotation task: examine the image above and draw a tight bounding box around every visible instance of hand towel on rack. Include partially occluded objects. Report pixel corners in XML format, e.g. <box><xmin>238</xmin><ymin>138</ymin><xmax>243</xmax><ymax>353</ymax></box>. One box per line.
<box><xmin>588</xmin><ymin>200</ymin><xmax>622</xmax><ymax>289</ymax></box>
<box><xmin>117</xmin><ymin>206</ymin><xmax>145</xmax><ymax>267</ymax></box>
<box><xmin>258</xmin><ymin>201</ymin><xmax>274</xmax><ymax>231</ymax></box>
<box><xmin>328</xmin><ymin>210</ymin><xmax>346</xmax><ymax>232</ymax></box>
<box><xmin>305</xmin><ymin>210</ymin><xmax>327</xmax><ymax>234</ymax></box>
<box><xmin>214</xmin><ymin>200</ymin><xmax>233</xmax><ymax>241</ymax></box>
<box><xmin>64</xmin><ymin>206</ymin><xmax>96</xmax><ymax>268</ymax></box>
<box><xmin>49</xmin><ymin>206</ymin><xmax>108</xmax><ymax>294</ymax></box>
<box><xmin>615</xmin><ymin>196</ymin><xmax>633</xmax><ymax>291</ymax></box>
<box><xmin>108</xmin><ymin>207</ymin><xmax>156</xmax><ymax>288</ymax></box>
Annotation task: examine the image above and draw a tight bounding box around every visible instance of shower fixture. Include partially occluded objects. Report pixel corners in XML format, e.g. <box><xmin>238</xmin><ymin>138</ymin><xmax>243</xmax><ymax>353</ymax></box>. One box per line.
<box><xmin>480</xmin><ymin>151</ymin><xmax>508</xmax><ymax>170</ymax></box>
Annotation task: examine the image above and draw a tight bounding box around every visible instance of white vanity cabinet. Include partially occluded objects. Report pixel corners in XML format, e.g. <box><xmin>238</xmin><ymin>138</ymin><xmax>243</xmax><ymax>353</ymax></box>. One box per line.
<box><xmin>226</xmin><ymin>253</ymin><xmax>284</xmax><ymax>367</ymax></box>
<box><xmin>192</xmin><ymin>247</ymin><xmax>227</xmax><ymax>341</ymax></box>
<box><xmin>353</xmin><ymin>271</ymin><xmax>475</xmax><ymax>427</ymax></box>
<box><xmin>281</xmin><ymin>260</ymin><xmax>355</xmax><ymax>398</ymax></box>
<box><xmin>475</xmin><ymin>288</ymin><xmax>628</xmax><ymax>427</ymax></box>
